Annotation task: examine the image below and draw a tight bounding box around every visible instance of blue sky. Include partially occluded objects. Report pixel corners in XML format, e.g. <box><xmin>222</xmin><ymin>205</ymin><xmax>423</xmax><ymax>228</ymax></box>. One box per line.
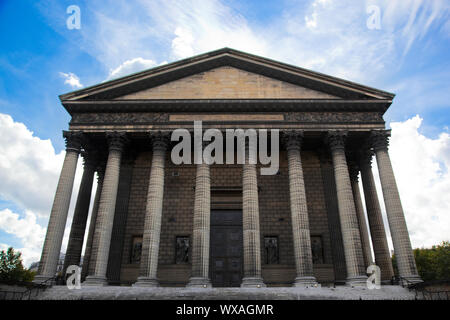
<box><xmin>0</xmin><ymin>0</ymin><xmax>449</xmax><ymax>266</ymax></box>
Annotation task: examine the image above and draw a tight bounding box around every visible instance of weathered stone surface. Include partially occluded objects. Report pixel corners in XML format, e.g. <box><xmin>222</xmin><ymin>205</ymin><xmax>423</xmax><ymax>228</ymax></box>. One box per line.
<box><xmin>371</xmin><ymin>130</ymin><xmax>421</xmax><ymax>284</ymax></box>
<box><xmin>348</xmin><ymin>162</ymin><xmax>373</xmax><ymax>269</ymax></box>
<box><xmin>63</xmin><ymin>155</ymin><xmax>95</xmax><ymax>275</ymax></box>
<box><xmin>84</xmin><ymin>133</ymin><xmax>127</xmax><ymax>286</ymax></box>
<box><xmin>285</xmin><ymin>112</ymin><xmax>383</xmax><ymax>123</ymax></box>
<box><xmin>241</xmin><ymin>141</ymin><xmax>265</xmax><ymax>288</ymax></box>
<box><xmin>325</xmin><ymin>131</ymin><xmax>367</xmax><ymax>286</ymax></box>
<box><xmin>35</xmin><ymin>132</ymin><xmax>82</xmax><ymax>282</ymax></box>
<box><xmin>71</xmin><ymin>112</ymin><xmax>168</xmax><ymax>124</ymax></box>
<box><xmin>134</xmin><ymin>133</ymin><xmax>169</xmax><ymax>287</ymax></box>
<box><xmin>359</xmin><ymin>148</ymin><xmax>394</xmax><ymax>282</ymax></box>
<box><xmin>187</xmin><ymin>162</ymin><xmax>212</xmax><ymax>287</ymax></box>
<box><xmin>283</xmin><ymin>131</ymin><xmax>317</xmax><ymax>287</ymax></box>
<box><xmin>115</xmin><ymin>66</ymin><xmax>339</xmax><ymax>100</ymax></box>
<box><xmin>35</xmin><ymin>285</ymin><xmax>416</xmax><ymax>300</ymax></box>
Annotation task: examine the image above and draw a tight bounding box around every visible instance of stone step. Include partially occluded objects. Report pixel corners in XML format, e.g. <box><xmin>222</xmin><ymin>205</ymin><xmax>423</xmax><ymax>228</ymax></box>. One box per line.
<box><xmin>35</xmin><ymin>285</ymin><xmax>416</xmax><ymax>300</ymax></box>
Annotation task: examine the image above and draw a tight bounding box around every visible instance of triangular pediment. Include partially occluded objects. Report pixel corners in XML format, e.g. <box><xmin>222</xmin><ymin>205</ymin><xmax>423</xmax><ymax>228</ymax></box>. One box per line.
<box><xmin>114</xmin><ymin>66</ymin><xmax>340</xmax><ymax>100</ymax></box>
<box><xmin>60</xmin><ymin>48</ymin><xmax>394</xmax><ymax>103</ymax></box>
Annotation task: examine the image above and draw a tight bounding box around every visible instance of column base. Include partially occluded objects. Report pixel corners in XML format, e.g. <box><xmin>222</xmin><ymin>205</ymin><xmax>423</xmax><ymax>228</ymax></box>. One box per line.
<box><xmin>400</xmin><ymin>274</ymin><xmax>423</xmax><ymax>286</ymax></box>
<box><xmin>345</xmin><ymin>275</ymin><xmax>368</xmax><ymax>288</ymax></box>
<box><xmin>293</xmin><ymin>276</ymin><xmax>320</xmax><ymax>288</ymax></box>
<box><xmin>33</xmin><ymin>275</ymin><xmax>55</xmax><ymax>285</ymax></box>
<box><xmin>132</xmin><ymin>277</ymin><xmax>160</xmax><ymax>287</ymax></box>
<box><xmin>241</xmin><ymin>277</ymin><xmax>266</xmax><ymax>288</ymax></box>
<box><xmin>83</xmin><ymin>275</ymin><xmax>108</xmax><ymax>286</ymax></box>
<box><xmin>186</xmin><ymin>277</ymin><xmax>212</xmax><ymax>288</ymax></box>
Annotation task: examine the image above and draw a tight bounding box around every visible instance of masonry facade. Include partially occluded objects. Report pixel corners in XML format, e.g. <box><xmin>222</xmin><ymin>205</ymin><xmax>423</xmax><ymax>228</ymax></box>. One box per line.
<box><xmin>34</xmin><ymin>48</ymin><xmax>422</xmax><ymax>288</ymax></box>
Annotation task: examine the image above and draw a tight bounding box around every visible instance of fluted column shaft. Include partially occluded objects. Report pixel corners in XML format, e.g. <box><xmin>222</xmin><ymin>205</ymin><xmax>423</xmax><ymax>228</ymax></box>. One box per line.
<box><xmin>84</xmin><ymin>133</ymin><xmax>127</xmax><ymax>286</ymax></box>
<box><xmin>371</xmin><ymin>131</ymin><xmax>421</xmax><ymax>283</ymax></box>
<box><xmin>63</xmin><ymin>154</ymin><xmax>95</xmax><ymax>275</ymax></box>
<box><xmin>241</xmin><ymin>142</ymin><xmax>265</xmax><ymax>287</ymax></box>
<box><xmin>348</xmin><ymin>163</ymin><xmax>373</xmax><ymax>269</ymax></box>
<box><xmin>187</xmin><ymin>161</ymin><xmax>212</xmax><ymax>287</ymax></box>
<box><xmin>34</xmin><ymin>131</ymin><xmax>82</xmax><ymax>283</ymax></box>
<box><xmin>81</xmin><ymin>168</ymin><xmax>104</xmax><ymax>281</ymax></box>
<box><xmin>134</xmin><ymin>133</ymin><xmax>168</xmax><ymax>287</ymax></box>
<box><xmin>359</xmin><ymin>151</ymin><xmax>394</xmax><ymax>282</ymax></box>
<box><xmin>284</xmin><ymin>131</ymin><xmax>317</xmax><ymax>287</ymax></box>
<box><xmin>326</xmin><ymin>132</ymin><xmax>367</xmax><ymax>286</ymax></box>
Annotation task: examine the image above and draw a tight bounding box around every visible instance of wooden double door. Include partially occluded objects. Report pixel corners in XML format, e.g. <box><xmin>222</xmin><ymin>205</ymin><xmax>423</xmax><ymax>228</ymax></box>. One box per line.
<box><xmin>209</xmin><ymin>210</ymin><xmax>243</xmax><ymax>287</ymax></box>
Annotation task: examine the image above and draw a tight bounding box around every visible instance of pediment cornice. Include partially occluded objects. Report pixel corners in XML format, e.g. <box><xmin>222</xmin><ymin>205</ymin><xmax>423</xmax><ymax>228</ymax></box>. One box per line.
<box><xmin>59</xmin><ymin>48</ymin><xmax>395</xmax><ymax>104</ymax></box>
<box><xmin>63</xmin><ymin>99</ymin><xmax>391</xmax><ymax>114</ymax></box>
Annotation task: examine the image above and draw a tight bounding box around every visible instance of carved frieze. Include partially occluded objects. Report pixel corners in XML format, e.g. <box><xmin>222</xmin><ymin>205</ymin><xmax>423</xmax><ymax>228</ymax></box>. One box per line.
<box><xmin>71</xmin><ymin>111</ymin><xmax>382</xmax><ymax>125</ymax></box>
<box><xmin>71</xmin><ymin>112</ymin><xmax>169</xmax><ymax>124</ymax></box>
<box><xmin>285</xmin><ymin>112</ymin><xmax>383</xmax><ymax>123</ymax></box>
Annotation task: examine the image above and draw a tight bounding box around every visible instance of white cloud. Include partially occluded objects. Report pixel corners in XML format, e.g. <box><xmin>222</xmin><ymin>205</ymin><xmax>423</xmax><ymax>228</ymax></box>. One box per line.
<box><xmin>387</xmin><ymin>116</ymin><xmax>450</xmax><ymax>248</ymax></box>
<box><xmin>59</xmin><ymin>72</ymin><xmax>83</xmax><ymax>89</ymax></box>
<box><xmin>366</xmin><ymin>116</ymin><xmax>450</xmax><ymax>250</ymax></box>
<box><xmin>0</xmin><ymin>113</ymin><xmax>66</xmax><ymax>218</ymax></box>
<box><xmin>0</xmin><ymin>209</ymin><xmax>46</xmax><ymax>267</ymax></box>
<box><xmin>381</xmin><ymin>0</ymin><xmax>449</xmax><ymax>56</ymax></box>
<box><xmin>171</xmin><ymin>27</ymin><xmax>195</xmax><ymax>59</ymax></box>
<box><xmin>107</xmin><ymin>57</ymin><xmax>158</xmax><ymax>80</ymax></box>
<box><xmin>39</xmin><ymin>0</ymin><xmax>449</xmax><ymax>91</ymax></box>
<box><xmin>0</xmin><ymin>113</ymin><xmax>86</xmax><ymax>267</ymax></box>
<box><xmin>305</xmin><ymin>12</ymin><xmax>318</xmax><ymax>29</ymax></box>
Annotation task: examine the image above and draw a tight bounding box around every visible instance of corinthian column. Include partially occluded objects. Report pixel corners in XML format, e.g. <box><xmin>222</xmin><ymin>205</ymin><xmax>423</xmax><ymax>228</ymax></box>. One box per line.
<box><xmin>188</xmin><ymin>140</ymin><xmax>212</xmax><ymax>287</ymax></box>
<box><xmin>241</xmin><ymin>140</ymin><xmax>265</xmax><ymax>288</ymax></box>
<box><xmin>359</xmin><ymin>148</ymin><xmax>394</xmax><ymax>282</ymax></box>
<box><xmin>84</xmin><ymin>132</ymin><xmax>127</xmax><ymax>286</ymax></box>
<box><xmin>34</xmin><ymin>131</ymin><xmax>82</xmax><ymax>283</ymax></box>
<box><xmin>81</xmin><ymin>166</ymin><xmax>105</xmax><ymax>281</ymax></box>
<box><xmin>370</xmin><ymin>130</ymin><xmax>421</xmax><ymax>284</ymax></box>
<box><xmin>283</xmin><ymin>131</ymin><xmax>317</xmax><ymax>287</ymax></box>
<box><xmin>325</xmin><ymin>131</ymin><xmax>367</xmax><ymax>286</ymax></box>
<box><xmin>348</xmin><ymin>162</ymin><xmax>373</xmax><ymax>269</ymax></box>
<box><xmin>63</xmin><ymin>151</ymin><xmax>96</xmax><ymax>276</ymax></box>
<box><xmin>134</xmin><ymin>132</ymin><xmax>169</xmax><ymax>287</ymax></box>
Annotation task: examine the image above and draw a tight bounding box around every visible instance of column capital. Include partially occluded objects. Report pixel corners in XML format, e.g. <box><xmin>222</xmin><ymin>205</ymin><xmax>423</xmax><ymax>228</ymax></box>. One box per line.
<box><xmin>96</xmin><ymin>164</ymin><xmax>106</xmax><ymax>182</ymax></box>
<box><xmin>81</xmin><ymin>150</ymin><xmax>98</xmax><ymax>168</ymax></box>
<box><xmin>282</xmin><ymin>130</ymin><xmax>304</xmax><ymax>151</ymax></box>
<box><xmin>347</xmin><ymin>161</ymin><xmax>360</xmax><ymax>183</ymax></box>
<box><xmin>106</xmin><ymin>132</ymin><xmax>128</xmax><ymax>152</ymax></box>
<box><xmin>358</xmin><ymin>146</ymin><xmax>374</xmax><ymax>168</ymax></box>
<box><xmin>325</xmin><ymin>130</ymin><xmax>348</xmax><ymax>152</ymax></box>
<box><xmin>370</xmin><ymin>130</ymin><xmax>391</xmax><ymax>151</ymax></box>
<box><xmin>149</xmin><ymin>131</ymin><xmax>170</xmax><ymax>152</ymax></box>
<box><xmin>63</xmin><ymin>131</ymin><xmax>83</xmax><ymax>153</ymax></box>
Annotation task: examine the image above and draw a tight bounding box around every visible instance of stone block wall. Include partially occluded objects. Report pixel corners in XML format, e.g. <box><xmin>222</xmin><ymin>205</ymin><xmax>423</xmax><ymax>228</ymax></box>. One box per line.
<box><xmin>117</xmin><ymin>149</ymin><xmax>335</xmax><ymax>285</ymax></box>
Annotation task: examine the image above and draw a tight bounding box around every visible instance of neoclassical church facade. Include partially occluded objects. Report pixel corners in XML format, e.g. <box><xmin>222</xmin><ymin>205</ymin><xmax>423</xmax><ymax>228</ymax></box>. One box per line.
<box><xmin>34</xmin><ymin>48</ymin><xmax>421</xmax><ymax>288</ymax></box>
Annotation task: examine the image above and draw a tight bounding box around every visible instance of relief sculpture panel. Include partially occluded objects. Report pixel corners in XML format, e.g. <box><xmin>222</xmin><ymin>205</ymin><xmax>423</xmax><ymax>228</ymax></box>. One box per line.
<box><xmin>71</xmin><ymin>112</ymin><xmax>169</xmax><ymax>124</ymax></box>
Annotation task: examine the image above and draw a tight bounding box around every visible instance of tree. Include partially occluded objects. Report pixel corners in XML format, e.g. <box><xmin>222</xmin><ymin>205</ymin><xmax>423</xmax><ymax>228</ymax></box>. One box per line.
<box><xmin>0</xmin><ymin>247</ymin><xmax>35</xmax><ymax>282</ymax></box>
<box><xmin>391</xmin><ymin>241</ymin><xmax>450</xmax><ymax>281</ymax></box>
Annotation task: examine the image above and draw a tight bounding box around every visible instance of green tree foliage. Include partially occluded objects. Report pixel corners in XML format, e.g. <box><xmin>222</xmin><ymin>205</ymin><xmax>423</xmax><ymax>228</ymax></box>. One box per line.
<box><xmin>0</xmin><ymin>247</ymin><xmax>35</xmax><ymax>282</ymax></box>
<box><xmin>391</xmin><ymin>241</ymin><xmax>450</xmax><ymax>281</ymax></box>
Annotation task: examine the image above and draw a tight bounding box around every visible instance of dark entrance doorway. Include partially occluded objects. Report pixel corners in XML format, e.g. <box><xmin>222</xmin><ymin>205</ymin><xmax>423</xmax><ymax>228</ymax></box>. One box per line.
<box><xmin>209</xmin><ymin>210</ymin><xmax>243</xmax><ymax>287</ymax></box>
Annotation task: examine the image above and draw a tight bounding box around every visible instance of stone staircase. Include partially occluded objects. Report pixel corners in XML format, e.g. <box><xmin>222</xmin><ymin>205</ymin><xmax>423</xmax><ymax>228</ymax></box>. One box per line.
<box><xmin>35</xmin><ymin>285</ymin><xmax>416</xmax><ymax>300</ymax></box>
